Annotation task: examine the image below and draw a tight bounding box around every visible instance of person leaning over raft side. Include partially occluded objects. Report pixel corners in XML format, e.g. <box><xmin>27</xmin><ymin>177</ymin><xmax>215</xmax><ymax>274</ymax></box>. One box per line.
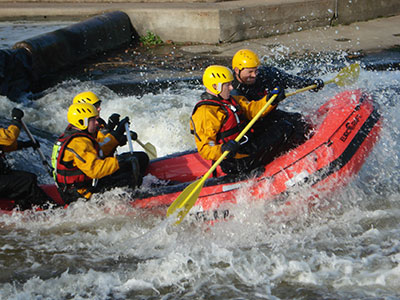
<box><xmin>0</xmin><ymin>108</ymin><xmax>56</xmax><ymax>210</ymax></box>
<box><xmin>52</xmin><ymin>103</ymin><xmax>147</xmax><ymax>204</ymax></box>
<box><xmin>231</xmin><ymin>49</ymin><xmax>325</xmax><ymax>146</ymax></box>
<box><xmin>71</xmin><ymin>91</ymin><xmax>149</xmax><ymax>174</ymax></box>
<box><xmin>190</xmin><ymin>65</ymin><xmax>291</xmax><ymax>175</ymax></box>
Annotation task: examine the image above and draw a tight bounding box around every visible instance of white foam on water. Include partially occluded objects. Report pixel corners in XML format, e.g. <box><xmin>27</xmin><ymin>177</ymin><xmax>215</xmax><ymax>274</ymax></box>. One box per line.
<box><xmin>1</xmin><ymin>44</ymin><xmax>400</xmax><ymax>299</ymax></box>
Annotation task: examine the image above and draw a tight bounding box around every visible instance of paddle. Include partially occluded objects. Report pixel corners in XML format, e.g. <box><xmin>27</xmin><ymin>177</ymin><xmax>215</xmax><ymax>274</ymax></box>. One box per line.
<box><xmin>124</xmin><ymin>122</ymin><xmax>141</xmax><ymax>186</ymax></box>
<box><xmin>122</xmin><ymin>122</ymin><xmax>157</xmax><ymax>159</ymax></box>
<box><xmin>166</xmin><ymin>62</ymin><xmax>361</xmax><ymax>224</ymax></box>
<box><xmin>166</xmin><ymin>93</ymin><xmax>279</xmax><ymax>224</ymax></box>
<box><xmin>136</xmin><ymin>139</ymin><xmax>157</xmax><ymax>160</ymax></box>
<box><xmin>20</xmin><ymin>120</ymin><xmax>53</xmax><ymax>177</ymax></box>
<box><xmin>124</xmin><ymin>122</ymin><xmax>134</xmax><ymax>153</ymax></box>
<box><xmin>285</xmin><ymin>63</ymin><xmax>360</xmax><ymax>97</ymax></box>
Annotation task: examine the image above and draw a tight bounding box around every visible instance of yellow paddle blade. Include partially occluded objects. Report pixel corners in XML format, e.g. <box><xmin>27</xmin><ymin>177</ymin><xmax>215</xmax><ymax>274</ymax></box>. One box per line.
<box><xmin>328</xmin><ymin>63</ymin><xmax>360</xmax><ymax>87</ymax></box>
<box><xmin>285</xmin><ymin>63</ymin><xmax>361</xmax><ymax>97</ymax></box>
<box><xmin>166</xmin><ymin>179</ymin><xmax>204</xmax><ymax>224</ymax></box>
<box><xmin>136</xmin><ymin>139</ymin><xmax>157</xmax><ymax>160</ymax></box>
<box><xmin>143</xmin><ymin>142</ymin><xmax>157</xmax><ymax>160</ymax></box>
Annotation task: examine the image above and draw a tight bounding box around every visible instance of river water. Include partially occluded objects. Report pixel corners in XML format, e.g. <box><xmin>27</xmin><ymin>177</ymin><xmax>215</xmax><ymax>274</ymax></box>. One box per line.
<box><xmin>1</xmin><ymin>22</ymin><xmax>400</xmax><ymax>300</ymax></box>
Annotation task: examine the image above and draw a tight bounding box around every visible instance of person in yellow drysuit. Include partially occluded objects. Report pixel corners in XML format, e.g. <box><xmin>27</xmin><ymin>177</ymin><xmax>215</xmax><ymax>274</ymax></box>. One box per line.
<box><xmin>72</xmin><ymin>91</ymin><xmax>149</xmax><ymax>178</ymax></box>
<box><xmin>52</xmin><ymin>103</ymin><xmax>145</xmax><ymax>204</ymax></box>
<box><xmin>73</xmin><ymin>91</ymin><xmax>127</xmax><ymax>156</ymax></box>
<box><xmin>190</xmin><ymin>65</ymin><xmax>291</xmax><ymax>175</ymax></box>
<box><xmin>1</xmin><ymin>108</ymin><xmax>55</xmax><ymax>210</ymax></box>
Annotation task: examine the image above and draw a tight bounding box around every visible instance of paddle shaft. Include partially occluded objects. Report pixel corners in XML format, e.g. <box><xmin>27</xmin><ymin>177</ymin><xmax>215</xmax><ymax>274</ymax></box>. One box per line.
<box><xmin>124</xmin><ymin>122</ymin><xmax>134</xmax><ymax>153</ymax></box>
<box><xmin>20</xmin><ymin>120</ymin><xmax>53</xmax><ymax>175</ymax></box>
<box><xmin>285</xmin><ymin>79</ymin><xmax>334</xmax><ymax>97</ymax></box>
<box><xmin>198</xmin><ymin>94</ymin><xmax>278</xmax><ymax>181</ymax></box>
<box><xmin>286</xmin><ymin>63</ymin><xmax>360</xmax><ymax>97</ymax></box>
<box><xmin>123</xmin><ymin>123</ymin><xmax>157</xmax><ymax>159</ymax></box>
<box><xmin>124</xmin><ymin>121</ymin><xmax>143</xmax><ymax>187</ymax></box>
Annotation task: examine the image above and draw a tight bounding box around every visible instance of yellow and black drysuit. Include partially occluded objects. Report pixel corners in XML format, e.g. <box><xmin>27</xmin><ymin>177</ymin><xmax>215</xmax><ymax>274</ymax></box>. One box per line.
<box><xmin>53</xmin><ymin>126</ymin><xmax>144</xmax><ymax>204</ymax></box>
<box><xmin>190</xmin><ymin>92</ymin><xmax>296</xmax><ymax>174</ymax></box>
<box><xmin>1</xmin><ymin>123</ymin><xmax>52</xmax><ymax>210</ymax></box>
<box><xmin>231</xmin><ymin>65</ymin><xmax>313</xmax><ymax>145</ymax></box>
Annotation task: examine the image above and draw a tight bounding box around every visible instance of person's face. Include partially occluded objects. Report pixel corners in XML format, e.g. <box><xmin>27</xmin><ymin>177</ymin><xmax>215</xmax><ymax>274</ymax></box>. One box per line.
<box><xmin>94</xmin><ymin>101</ymin><xmax>101</xmax><ymax>113</ymax></box>
<box><xmin>87</xmin><ymin>117</ymin><xmax>99</xmax><ymax>134</ymax></box>
<box><xmin>218</xmin><ymin>82</ymin><xmax>233</xmax><ymax>100</ymax></box>
<box><xmin>235</xmin><ymin>67</ymin><xmax>258</xmax><ymax>85</ymax></box>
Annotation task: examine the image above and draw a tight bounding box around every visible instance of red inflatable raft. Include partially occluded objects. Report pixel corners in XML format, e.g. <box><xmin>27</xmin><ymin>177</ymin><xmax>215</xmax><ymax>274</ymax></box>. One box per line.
<box><xmin>0</xmin><ymin>89</ymin><xmax>382</xmax><ymax>215</ymax></box>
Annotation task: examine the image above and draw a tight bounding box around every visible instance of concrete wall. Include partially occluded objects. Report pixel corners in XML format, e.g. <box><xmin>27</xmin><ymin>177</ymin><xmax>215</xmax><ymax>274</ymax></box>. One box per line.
<box><xmin>126</xmin><ymin>8</ymin><xmax>221</xmax><ymax>43</ymax></box>
<box><xmin>125</xmin><ymin>0</ymin><xmax>400</xmax><ymax>43</ymax></box>
<box><xmin>219</xmin><ymin>0</ymin><xmax>333</xmax><ymax>43</ymax></box>
<box><xmin>0</xmin><ymin>0</ymin><xmax>399</xmax><ymax>43</ymax></box>
<box><xmin>0</xmin><ymin>0</ymin><xmax>227</xmax><ymax>2</ymax></box>
<box><xmin>336</xmin><ymin>0</ymin><xmax>400</xmax><ymax>24</ymax></box>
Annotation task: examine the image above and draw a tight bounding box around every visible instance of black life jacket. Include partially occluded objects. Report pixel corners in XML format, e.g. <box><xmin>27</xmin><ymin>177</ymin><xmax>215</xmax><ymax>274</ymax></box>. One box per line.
<box><xmin>0</xmin><ymin>148</ymin><xmax>10</xmax><ymax>174</ymax></box>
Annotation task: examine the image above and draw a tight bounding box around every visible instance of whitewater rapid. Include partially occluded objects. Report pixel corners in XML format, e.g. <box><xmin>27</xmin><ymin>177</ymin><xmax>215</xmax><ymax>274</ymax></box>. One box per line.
<box><xmin>1</xmin><ymin>21</ymin><xmax>400</xmax><ymax>300</ymax></box>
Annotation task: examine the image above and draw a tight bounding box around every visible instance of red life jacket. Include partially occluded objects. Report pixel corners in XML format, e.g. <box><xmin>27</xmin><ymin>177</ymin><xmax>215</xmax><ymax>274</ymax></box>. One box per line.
<box><xmin>191</xmin><ymin>95</ymin><xmax>248</xmax><ymax>144</ymax></box>
<box><xmin>54</xmin><ymin>127</ymin><xmax>100</xmax><ymax>189</ymax></box>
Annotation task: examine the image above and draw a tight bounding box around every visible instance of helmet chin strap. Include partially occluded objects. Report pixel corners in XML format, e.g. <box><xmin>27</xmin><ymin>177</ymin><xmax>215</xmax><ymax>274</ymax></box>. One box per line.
<box><xmin>217</xmin><ymin>82</ymin><xmax>222</xmax><ymax>93</ymax></box>
<box><xmin>84</xmin><ymin>118</ymin><xmax>88</xmax><ymax>129</ymax></box>
<box><xmin>237</xmin><ymin>69</ymin><xmax>245</xmax><ymax>83</ymax></box>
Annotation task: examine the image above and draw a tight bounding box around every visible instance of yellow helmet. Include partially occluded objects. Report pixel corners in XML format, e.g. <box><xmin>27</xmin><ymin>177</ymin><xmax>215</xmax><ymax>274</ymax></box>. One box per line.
<box><xmin>232</xmin><ymin>49</ymin><xmax>260</xmax><ymax>70</ymax></box>
<box><xmin>203</xmin><ymin>65</ymin><xmax>234</xmax><ymax>95</ymax></box>
<box><xmin>73</xmin><ymin>91</ymin><xmax>101</xmax><ymax>106</ymax></box>
<box><xmin>67</xmin><ymin>103</ymin><xmax>99</xmax><ymax>130</ymax></box>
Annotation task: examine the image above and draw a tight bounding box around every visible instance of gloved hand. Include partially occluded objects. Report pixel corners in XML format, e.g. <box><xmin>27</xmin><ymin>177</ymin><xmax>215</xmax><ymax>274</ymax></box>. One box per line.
<box><xmin>11</xmin><ymin>107</ymin><xmax>24</xmax><ymax>121</ymax></box>
<box><xmin>310</xmin><ymin>78</ymin><xmax>324</xmax><ymax>92</ymax></box>
<box><xmin>117</xmin><ymin>152</ymin><xmax>134</xmax><ymax>164</ymax></box>
<box><xmin>130</xmin><ymin>131</ymin><xmax>138</xmax><ymax>141</ymax></box>
<box><xmin>118</xmin><ymin>131</ymin><xmax>138</xmax><ymax>146</ymax></box>
<box><xmin>221</xmin><ymin>140</ymin><xmax>240</xmax><ymax>158</ymax></box>
<box><xmin>111</xmin><ymin>116</ymin><xmax>129</xmax><ymax>144</ymax></box>
<box><xmin>117</xmin><ymin>152</ymin><xmax>139</xmax><ymax>169</ymax></box>
<box><xmin>97</xmin><ymin>117</ymin><xmax>107</xmax><ymax>129</ymax></box>
<box><xmin>11</xmin><ymin>108</ymin><xmax>24</xmax><ymax>128</ymax></box>
<box><xmin>117</xmin><ymin>152</ymin><xmax>140</xmax><ymax>188</ymax></box>
<box><xmin>107</xmin><ymin>113</ymin><xmax>120</xmax><ymax>131</ymax></box>
<box><xmin>17</xmin><ymin>140</ymin><xmax>40</xmax><ymax>150</ymax></box>
<box><xmin>267</xmin><ymin>86</ymin><xmax>286</xmax><ymax>106</ymax></box>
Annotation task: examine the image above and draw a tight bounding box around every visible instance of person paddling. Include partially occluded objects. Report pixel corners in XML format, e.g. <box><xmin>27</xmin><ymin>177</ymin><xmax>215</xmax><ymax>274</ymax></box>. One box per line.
<box><xmin>231</xmin><ymin>48</ymin><xmax>325</xmax><ymax>99</ymax></box>
<box><xmin>73</xmin><ymin>91</ymin><xmax>129</xmax><ymax>155</ymax></box>
<box><xmin>190</xmin><ymin>65</ymin><xmax>289</xmax><ymax>175</ymax></box>
<box><xmin>52</xmin><ymin>103</ymin><xmax>147</xmax><ymax>204</ymax></box>
<box><xmin>71</xmin><ymin>91</ymin><xmax>149</xmax><ymax>172</ymax></box>
<box><xmin>0</xmin><ymin>108</ymin><xmax>56</xmax><ymax>210</ymax></box>
<box><xmin>231</xmin><ymin>49</ymin><xmax>324</xmax><ymax>145</ymax></box>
